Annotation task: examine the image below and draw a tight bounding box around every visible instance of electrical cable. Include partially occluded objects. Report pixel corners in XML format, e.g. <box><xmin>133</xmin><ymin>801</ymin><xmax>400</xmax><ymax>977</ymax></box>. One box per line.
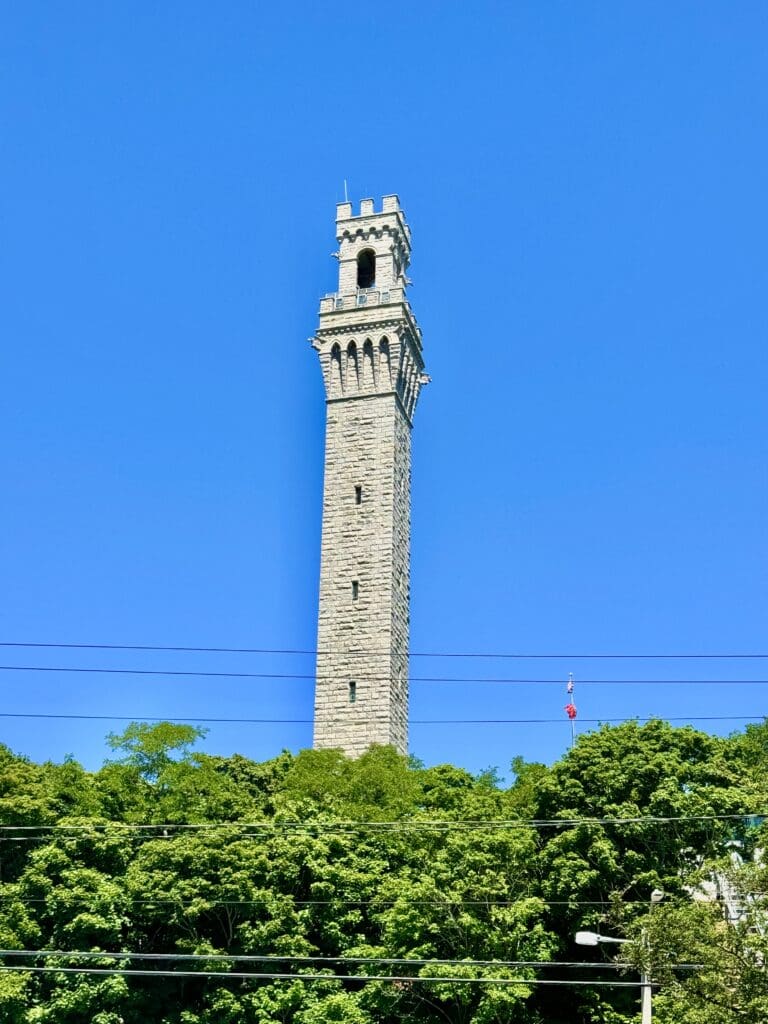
<box><xmin>2</xmin><ymin>641</ymin><xmax>766</xmax><ymax>659</ymax></box>
<box><xmin>0</xmin><ymin>712</ymin><xmax>764</xmax><ymax>726</ymax></box>
<box><xmin>0</xmin><ymin>664</ymin><xmax>766</xmax><ymax>685</ymax></box>
<box><xmin>0</xmin><ymin>812</ymin><xmax>762</xmax><ymax>833</ymax></box>
<box><xmin>0</xmin><ymin>949</ymin><xmax>700</xmax><ymax>970</ymax></box>
<box><xmin>0</xmin><ymin>965</ymin><xmax>650</xmax><ymax>986</ymax></box>
<box><xmin>0</xmin><ymin>897</ymin><xmax>688</xmax><ymax>908</ymax></box>
<box><xmin>0</xmin><ymin>949</ymin><xmax>620</xmax><ymax>967</ymax></box>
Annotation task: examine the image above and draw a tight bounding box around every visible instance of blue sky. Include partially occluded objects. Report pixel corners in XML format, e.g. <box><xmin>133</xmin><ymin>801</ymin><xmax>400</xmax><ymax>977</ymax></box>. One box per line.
<box><xmin>1</xmin><ymin>3</ymin><xmax>766</xmax><ymax>776</ymax></box>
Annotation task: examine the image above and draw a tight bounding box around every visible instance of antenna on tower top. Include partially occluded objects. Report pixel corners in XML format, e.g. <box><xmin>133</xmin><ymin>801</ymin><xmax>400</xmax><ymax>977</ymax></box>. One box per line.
<box><xmin>343</xmin><ymin>179</ymin><xmax>349</xmax><ymax>203</ymax></box>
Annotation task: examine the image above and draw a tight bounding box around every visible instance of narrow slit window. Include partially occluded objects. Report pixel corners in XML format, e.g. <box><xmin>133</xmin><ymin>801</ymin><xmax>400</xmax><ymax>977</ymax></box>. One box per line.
<box><xmin>355</xmin><ymin>485</ymin><xmax>362</xmax><ymax>505</ymax></box>
<box><xmin>352</xmin><ymin>580</ymin><xmax>359</xmax><ymax>600</ymax></box>
<box><xmin>349</xmin><ymin>680</ymin><xmax>357</xmax><ymax>703</ymax></box>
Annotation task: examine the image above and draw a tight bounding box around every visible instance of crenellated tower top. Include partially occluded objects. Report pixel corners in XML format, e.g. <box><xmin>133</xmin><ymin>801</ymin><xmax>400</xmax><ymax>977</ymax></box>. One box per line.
<box><xmin>333</xmin><ymin>195</ymin><xmax>411</xmax><ymax>295</ymax></box>
<box><xmin>312</xmin><ymin>195</ymin><xmax>426</xmax><ymax>424</ymax></box>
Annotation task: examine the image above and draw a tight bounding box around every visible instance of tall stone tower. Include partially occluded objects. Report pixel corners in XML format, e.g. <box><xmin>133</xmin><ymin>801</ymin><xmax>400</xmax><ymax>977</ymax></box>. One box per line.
<box><xmin>311</xmin><ymin>195</ymin><xmax>427</xmax><ymax>757</ymax></box>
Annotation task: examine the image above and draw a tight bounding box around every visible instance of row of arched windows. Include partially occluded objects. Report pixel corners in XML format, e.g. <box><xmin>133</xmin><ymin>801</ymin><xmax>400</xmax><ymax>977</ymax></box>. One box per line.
<box><xmin>329</xmin><ymin>337</ymin><xmax>391</xmax><ymax>396</ymax></box>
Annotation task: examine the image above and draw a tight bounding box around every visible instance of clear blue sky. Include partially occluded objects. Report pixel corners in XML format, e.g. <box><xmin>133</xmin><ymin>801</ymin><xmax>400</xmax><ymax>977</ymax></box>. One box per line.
<box><xmin>1</xmin><ymin>3</ymin><xmax>766</xmax><ymax>776</ymax></box>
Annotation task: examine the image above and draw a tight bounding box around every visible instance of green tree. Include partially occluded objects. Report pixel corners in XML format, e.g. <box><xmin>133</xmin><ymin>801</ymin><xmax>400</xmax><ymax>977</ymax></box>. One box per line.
<box><xmin>105</xmin><ymin>722</ymin><xmax>208</xmax><ymax>783</ymax></box>
<box><xmin>4</xmin><ymin>720</ymin><xmax>766</xmax><ymax>1023</ymax></box>
<box><xmin>623</xmin><ymin>895</ymin><xmax>768</xmax><ymax>1023</ymax></box>
<box><xmin>0</xmin><ymin>972</ymin><xmax>29</xmax><ymax>1024</ymax></box>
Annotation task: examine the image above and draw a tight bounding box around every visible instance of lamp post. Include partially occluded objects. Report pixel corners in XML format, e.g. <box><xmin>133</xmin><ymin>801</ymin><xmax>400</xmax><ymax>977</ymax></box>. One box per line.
<box><xmin>575</xmin><ymin>890</ymin><xmax>664</xmax><ymax>1024</ymax></box>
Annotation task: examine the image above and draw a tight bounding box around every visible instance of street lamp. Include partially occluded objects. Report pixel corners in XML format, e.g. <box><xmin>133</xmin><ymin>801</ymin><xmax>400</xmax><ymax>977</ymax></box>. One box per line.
<box><xmin>575</xmin><ymin>929</ymin><xmax>652</xmax><ymax>1022</ymax></box>
<box><xmin>574</xmin><ymin>930</ymin><xmax>628</xmax><ymax>947</ymax></box>
<box><xmin>575</xmin><ymin>891</ymin><xmax>664</xmax><ymax>1024</ymax></box>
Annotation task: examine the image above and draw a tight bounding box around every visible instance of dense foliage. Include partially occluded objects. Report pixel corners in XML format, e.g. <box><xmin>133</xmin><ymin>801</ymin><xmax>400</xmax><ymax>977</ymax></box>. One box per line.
<box><xmin>1</xmin><ymin>719</ymin><xmax>767</xmax><ymax>1022</ymax></box>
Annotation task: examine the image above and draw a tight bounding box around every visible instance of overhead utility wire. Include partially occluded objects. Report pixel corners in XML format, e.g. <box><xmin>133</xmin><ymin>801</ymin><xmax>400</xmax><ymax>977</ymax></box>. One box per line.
<box><xmin>0</xmin><ymin>949</ymin><xmax>638</xmax><ymax>968</ymax></box>
<box><xmin>0</xmin><ymin>949</ymin><xmax>698</xmax><ymax>970</ymax></box>
<box><xmin>0</xmin><ymin>897</ymin><xmax>683</xmax><ymax>908</ymax></box>
<box><xmin>0</xmin><ymin>665</ymin><xmax>765</xmax><ymax>685</ymax></box>
<box><xmin>0</xmin><ymin>966</ymin><xmax>649</xmax><ymax>987</ymax></box>
<box><xmin>0</xmin><ymin>812</ymin><xmax>762</xmax><ymax>833</ymax></box>
<box><xmin>0</xmin><ymin>712</ymin><xmax>763</xmax><ymax>726</ymax></box>
<box><xmin>2</xmin><ymin>641</ymin><xmax>767</xmax><ymax>659</ymax></box>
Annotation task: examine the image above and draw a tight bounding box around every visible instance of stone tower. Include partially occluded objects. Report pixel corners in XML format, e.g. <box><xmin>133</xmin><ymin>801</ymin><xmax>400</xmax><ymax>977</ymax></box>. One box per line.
<box><xmin>311</xmin><ymin>195</ymin><xmax>427</xmax><ymax>757</ymax></box>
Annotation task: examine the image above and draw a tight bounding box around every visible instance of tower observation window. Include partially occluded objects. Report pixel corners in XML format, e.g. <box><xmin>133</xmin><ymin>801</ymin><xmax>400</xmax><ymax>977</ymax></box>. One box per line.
<box><xmin>349</xmin><ymin>681</ymin><xmax>357</xmax><ymax>703</ymax></box>
<box><xmin>356</xmin><ymin>249</ymin><xmax>376</xmax><ymax>288</ymax></box>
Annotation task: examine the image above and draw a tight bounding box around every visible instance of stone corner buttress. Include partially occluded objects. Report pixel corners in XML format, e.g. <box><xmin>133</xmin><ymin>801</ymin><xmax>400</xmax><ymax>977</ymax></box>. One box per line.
<box><xmin>310</xmin><ymin>195</ymin><xmax>427</xmax><ymax>758</ymax></box>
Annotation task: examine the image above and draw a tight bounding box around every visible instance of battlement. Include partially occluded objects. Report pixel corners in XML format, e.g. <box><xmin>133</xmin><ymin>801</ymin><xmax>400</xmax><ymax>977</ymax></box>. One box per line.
<box><xmin>336</xmin><ymin>195</ymin><xmax>401</xmax><ymax>220</ymax></box>
<box><xmin>333</xmin><ymin>195</ymin><xmax>412</xmax><ymax>291</ymax></box>
<box><xmin>335</xmin><ymin>195</ymin><xmax>410</xmax><ymax>251</ymax></box>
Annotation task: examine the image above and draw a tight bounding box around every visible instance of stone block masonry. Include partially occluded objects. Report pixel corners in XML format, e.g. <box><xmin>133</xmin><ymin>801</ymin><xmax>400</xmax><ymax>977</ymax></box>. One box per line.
<box><xmin>310</xmin><ymin>197</ymin><xmax>427</xmax><ymax>757</ymax></box>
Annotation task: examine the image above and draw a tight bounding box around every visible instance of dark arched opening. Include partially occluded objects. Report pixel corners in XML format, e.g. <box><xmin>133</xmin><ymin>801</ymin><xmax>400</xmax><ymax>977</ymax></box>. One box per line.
<box><xmin>356</xmin><ymin>249</ymin><xmax>376</xmax><ymax>288</ymax></box>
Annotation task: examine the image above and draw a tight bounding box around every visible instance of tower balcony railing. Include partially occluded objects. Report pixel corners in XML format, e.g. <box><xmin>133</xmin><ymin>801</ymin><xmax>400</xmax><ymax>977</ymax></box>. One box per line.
<box><xmin>319</xmin><ymin>285</ymin><xmax>407</xmax><ymax>313</ymax></box>
<box><xmin>319</xmin><ymin>286</ymin><xmax>422</xmax><ymax>346</ymax></box>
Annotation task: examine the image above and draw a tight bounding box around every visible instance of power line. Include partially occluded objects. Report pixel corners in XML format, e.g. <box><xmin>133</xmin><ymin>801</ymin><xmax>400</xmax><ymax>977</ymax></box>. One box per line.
<box><xmin>0</xmin><ymin>812</ymin><xmax>761</xmax><ymax>833</ymax></box>
<box><xmin>0</xmin><ymin>897</ymin><xmax>682</xmax><ymax>908</ymax></box>
<box><xmin>0</xmin><ymin>949</ymin><xmax>697</xmax><ymax>970</ymax></box>
<box><xmin>2</xmin><ymin>641</ymin><xmax>766</xmax><ymax>659</ymax></box>
<box><xmin>0</xmin><ymin>949</ymin><xmax>622</xmax><ymax>967</ymax></box>
<box><xmin>0</xmin><ymin>966</ymin><xmax>648</xmax><ymax>986</ymax></box>
<box><xmin>0</xmin><ymin>712</ymin><xmax>763</xmax><ymax>726</ymax></box>
<box><xmin>0</xmin><ymin>664</ymin><xmax>766</xmax><ymax>685</ymax></box>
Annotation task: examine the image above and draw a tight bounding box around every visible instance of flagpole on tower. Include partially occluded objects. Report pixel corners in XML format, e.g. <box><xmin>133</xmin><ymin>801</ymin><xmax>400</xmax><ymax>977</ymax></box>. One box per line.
<box><xmin>565</xmin><ymin>672</ymin><xmax>576</xmax><ymax>748</ymax></box>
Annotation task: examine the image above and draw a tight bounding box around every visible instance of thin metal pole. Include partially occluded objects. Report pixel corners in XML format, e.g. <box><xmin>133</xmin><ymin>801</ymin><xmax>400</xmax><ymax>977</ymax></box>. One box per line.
<box><xmin>640</xmin><ymin>970</ymin><xmax>652</xmax><ymax>1023</ymax></box>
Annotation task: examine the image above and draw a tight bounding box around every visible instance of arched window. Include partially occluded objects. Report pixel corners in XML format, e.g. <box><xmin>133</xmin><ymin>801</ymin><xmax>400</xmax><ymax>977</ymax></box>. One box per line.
<box><xmin>379</xmin><ymin>337</ymin><xmax>391</xmax><ymax>386</ymax></box>
<box><xmin>346</xmin><ymin>340</ymin><xmax>359</xmax><ymax>389</ymax></box>
<box><xmin>330</xmin><ymin>343</ymin><xmax>342</xmax><ymax>395</ymax></box>
<box><xmin>362</xmin><ymin>339</ymin><xmax>375</xmax><ymax>388</ymax></box>
<box><xmin>356</xmin><ymin>249</ymin><xmax>376</xmax><ymax>288</ymax></box>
